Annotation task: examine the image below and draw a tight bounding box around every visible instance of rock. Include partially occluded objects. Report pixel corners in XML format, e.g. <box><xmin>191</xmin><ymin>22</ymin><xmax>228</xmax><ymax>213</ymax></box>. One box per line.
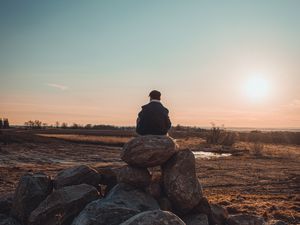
<box><xmin>266</xmin><ymin>220</ymin><xmax>287</xmax><ymax>225</ymax></box>
<box><xmin>72</xmin><ymin>200</ymin><xmax>139</xmax><ymax>225</ymax></box>
<box><xmin>120</xmin><ymin>210</ymin><xmax>185</xmax><ymax>225</ymax></box>
<box><xmin>28</xmin><ymin>184</ymin><xmax>99</xmax><ymax>225</ymax></box>
<box><xmin>146</xmin><ymin>182</ymin><xmax>162</xmax><ymax>199</ymax></box>
<box><xmin>54</xmin><ymin>165</ymin><xmax>102</xmax><ymax>189</ymax></box>
<box><xmin>0</xmin><ymin>193</ymin><xmax>13</xmax><ymax>215</ymax></box>
<box><xmin>226</xmin><ymin>214</ymin><xmax>265</xmax><ymax>225</ymax></box>
<box><xmin>183</xmin><ymin>213</ymin><xmax>209</xmax><ymax>225</ymax></box>
<box><xmin>0</xmin><ymin>214</ymin><xmax>21</xmax><ymax>225</ymax></box>
<box><xmin>193</xmin><ymin>197</ymin><xmax>211</xmax><ymax>215</ymax></box>
<box><xmin>210</xmin><ymin>204</ymin><xmax>228</xmax><ymax>225</ymax></box>
<box><xmin>104</xmin><ymin>183</ymin><xmax>159</xmax><ymax>211</ymax></box>
<box><xmin>121</xmin><ymin>135</ymin><xmax>177</xmax><ymax>167</ymax></box>
<box><xmin>96</xmin><ymin>167</ymin><xmax>118</xmax><ymax>195</ymax></box>
<box><xmin>11</xmin><ymin>172</ymin><xmax>52</xmax><ymax>224</ymax></box>
<box><xmin>117</xmin><ymin>166</ymin><xmax>151</xmax><ymax>188</ymax></box>
<box><xmin>162</xmin><ymin>149</ymin><xmax>202</xmax><ymax>214</ymax></box>
<box><xmin>158</xmin><ymin>197</ymin><xmax>173</xmax><ymax>211</ymax></box>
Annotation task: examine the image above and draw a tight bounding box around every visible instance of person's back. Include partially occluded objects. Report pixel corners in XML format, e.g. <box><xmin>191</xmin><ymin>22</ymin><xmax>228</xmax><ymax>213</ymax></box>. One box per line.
<box><xmin>136</xmin><ymin>90</ymin><xmax>171</xmax><ymax>135</ymax></box>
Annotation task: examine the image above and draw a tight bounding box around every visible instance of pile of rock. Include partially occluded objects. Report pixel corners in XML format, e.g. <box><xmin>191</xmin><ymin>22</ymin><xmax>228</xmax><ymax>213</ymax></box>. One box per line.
<box><xmin>0</xmin><ymin>135</ymin><xmax>287</xmax><ymax>225</ymax></box>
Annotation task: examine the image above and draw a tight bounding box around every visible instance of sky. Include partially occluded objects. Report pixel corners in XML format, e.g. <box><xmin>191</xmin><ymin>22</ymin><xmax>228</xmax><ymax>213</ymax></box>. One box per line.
<box><xmin>1</xmin><ymin>0</ymin><xmax>300</xmax><ymax>128</ymax></box>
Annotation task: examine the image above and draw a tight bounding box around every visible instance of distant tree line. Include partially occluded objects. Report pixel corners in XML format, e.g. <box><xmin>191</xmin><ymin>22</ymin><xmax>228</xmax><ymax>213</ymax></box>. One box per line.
<box><xmin>23</xmin><ymin>120</ymin><xmax>133</xmax><ymax>130</ymax></box>
<box><xmin>0</xmin><ymin>118</ymin><xmax>10</xmax><ymax>129</ymax></box>
<box><xmin>24</xmin><ymin>120</ymin><xmax>47</xmax><ymax>129</ymax></box>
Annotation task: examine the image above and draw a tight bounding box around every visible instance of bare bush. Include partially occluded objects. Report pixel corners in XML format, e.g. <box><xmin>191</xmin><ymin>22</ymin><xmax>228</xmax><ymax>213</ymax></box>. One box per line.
<box><xmin>206</xmin><ymin>125</ymin><xmax>222</xmax><ymax>144</ymax></box>
<box><xmin>221</xmin><ymin>132</ymin><xmax>238</xmax><ymax>147</ymax></box>
<box><xmin>206</xmin><ymin>123</ymin><xmax>238</xmax><ymax>146</ymax></box>
<box><xmin>251</xmin><ymin>142</ymin><xmax>264</xmax><ymax>156</ymax></box>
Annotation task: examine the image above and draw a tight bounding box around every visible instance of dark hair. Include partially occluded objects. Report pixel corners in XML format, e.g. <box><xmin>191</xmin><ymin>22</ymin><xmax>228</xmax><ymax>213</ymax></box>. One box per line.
<box><xmin>149</xmin><ymin>90</ymin><xmax>161</xmax><ymax>100</ymax></box>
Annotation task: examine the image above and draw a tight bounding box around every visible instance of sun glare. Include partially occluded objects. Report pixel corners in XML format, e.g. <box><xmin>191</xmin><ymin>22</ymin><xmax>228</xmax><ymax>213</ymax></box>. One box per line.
<box><xmin>244</xmin><ymin>75</ymin><xmax>270</xmax><ymax>101</ymax></box>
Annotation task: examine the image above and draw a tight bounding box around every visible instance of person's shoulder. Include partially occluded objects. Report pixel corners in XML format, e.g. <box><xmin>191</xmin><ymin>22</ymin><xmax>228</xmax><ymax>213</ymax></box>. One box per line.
<box><xmin>163</xmin><ymin>106</ymin><xmax>169</xmax><ymax>113</ymax></box>
<box><xmin>158</xmin><ymin>103</ymin><xmax>169</xmax><ymax>113</ymax></box>
<box><xmin>141</xmin><ymin>103</ymin><xmax>151</xmax><ymax>109</ymax></box>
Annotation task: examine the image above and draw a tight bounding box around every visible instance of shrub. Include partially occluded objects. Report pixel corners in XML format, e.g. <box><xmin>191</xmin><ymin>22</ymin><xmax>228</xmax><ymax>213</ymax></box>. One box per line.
<box><xmin>206</xmin><ymin>124</ymin><xmax>238</xmax><ymax>146</ymax></box>
<box><xmin>251</xmin><ymin>142</ymin><xmax>264</xmax><ymax>156</ymax></box>
<box><xmin>221</xmin><ymin>132</ymin><xmax>238</xmax><ymax>147</ymax></box>
<box><xmin>206</xmin><ymin>126</ymin><xmax>222</xmax><ymax>144</ymax></box>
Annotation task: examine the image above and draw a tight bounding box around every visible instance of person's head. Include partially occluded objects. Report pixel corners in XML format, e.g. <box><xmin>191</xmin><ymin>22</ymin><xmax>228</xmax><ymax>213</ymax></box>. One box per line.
<box><xmin>149</xmin><ymin>90</ymin><xmax>161</xmax><ymax>100</ymax></box>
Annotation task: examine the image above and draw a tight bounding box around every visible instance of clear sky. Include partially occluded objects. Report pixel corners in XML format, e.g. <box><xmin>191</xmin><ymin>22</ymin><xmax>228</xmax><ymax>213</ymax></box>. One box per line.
<box><xmin>1</xmin><ymin>0</ymin><xmax>300</xmax><ymax>128</ymax></box>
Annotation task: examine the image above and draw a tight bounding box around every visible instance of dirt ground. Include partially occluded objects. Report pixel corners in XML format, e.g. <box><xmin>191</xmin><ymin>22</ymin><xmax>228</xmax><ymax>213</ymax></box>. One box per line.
<box><xmin>0</xmin><ymin>129</ymin><xmax>299</xmax><ymax>224</ymax></box>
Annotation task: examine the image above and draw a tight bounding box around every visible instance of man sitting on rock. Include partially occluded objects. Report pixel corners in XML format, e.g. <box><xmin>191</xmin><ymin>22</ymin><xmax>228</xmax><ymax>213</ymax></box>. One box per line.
<box><xmin>136</xmin><ymin>90</ymin><xmax>172</xmax><ymax>135</ymax></box>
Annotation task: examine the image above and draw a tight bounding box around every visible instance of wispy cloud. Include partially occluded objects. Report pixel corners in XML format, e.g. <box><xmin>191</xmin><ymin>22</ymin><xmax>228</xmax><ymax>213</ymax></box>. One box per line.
<box><xmin>46</xmin><ymin>83</ymin><xmax>69</xmax><ymax>91</ymax></box>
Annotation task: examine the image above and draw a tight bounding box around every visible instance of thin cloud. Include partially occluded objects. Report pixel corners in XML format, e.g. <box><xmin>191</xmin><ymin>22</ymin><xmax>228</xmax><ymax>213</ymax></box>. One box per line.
<box><xmin>46</xmin><ymin>83</ymin><xmax>69</xmax><ymax>91</ymax></box>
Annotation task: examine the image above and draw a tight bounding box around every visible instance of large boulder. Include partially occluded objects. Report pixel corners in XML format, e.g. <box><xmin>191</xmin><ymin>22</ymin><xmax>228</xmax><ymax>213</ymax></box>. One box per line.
<box><xmin>120</xmin><ymin>210</ymin><xmax>185</xmax><ymax>225</ymax></box>
<box><xmin>162</xmin><ymin>149</ymin><xmax>202</xmax><ymax>214</ymax></box>
<box><xmin>117</xmin><ymin>166</ymin><xmax>151</xmax><ymax>188</ymax></box>
<box><xmin>121</xmin><ymin>135</ymin><xmax>177</xmax><ymax>167</ymax></box>
<box><xmin>226</xmin><ymin>214</ymin><xmax>265</xmax><ymax>225</ymax></box>
<box><xmin>0</xmin><ymin>193</ymin><xmax>13</xmax><ymax>215</ymax></box>
<box><xmin>54</xmin><ymin>165</ymin><xmax>102</xmax><ymax>189</ymax></box>
<box><xmin>0</xmin><ymin>214</ymin><xmax>21</xmax><ymax>225</ymax></box>
<box><xmin>72</xmin><ymin>200</ymin><xmax>139</xmax><ymax>225</ymax></box>
<box><xmin>182</xmin><ymin>213</ymin><xmax>209</xmax><ymax>225</ymax></box>
<box><xmin>28</xmin><ymin>184</ymin><xmax>99</xmax><ymax>225</ymax></box>
<box><xmin>11</xmin><ymin>172</ymin><xmax>52</xmax><ymax>224</ymax></box>
<box><xmin>104</xmin><ymin>183</ymin><xmax>159</xmax><ymax>211</ymax></box>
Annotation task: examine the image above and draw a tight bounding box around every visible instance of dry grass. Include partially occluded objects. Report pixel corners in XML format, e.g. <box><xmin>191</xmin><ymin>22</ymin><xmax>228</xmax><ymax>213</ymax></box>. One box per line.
<box><xmin>174</xmin><ymin>137</ymin><xmax>206</xmax><ymax>149</ymax></box>
<box><xmin>37</xmin><ymin>134</ymin><xmax>132</xmax><ymax>146</ymax></box>
<box><xmin>235</xmin><ymin>141</ymin><xmax>300</xmax><ymax>159</ymax></box>
<box><xmin>0</xmin><ymin>130</ymin><xmax>299</xmax><ymax>224</ymax></box>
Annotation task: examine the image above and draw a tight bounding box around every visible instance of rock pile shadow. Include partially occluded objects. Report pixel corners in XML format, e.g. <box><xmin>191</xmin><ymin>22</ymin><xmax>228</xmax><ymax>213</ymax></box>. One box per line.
<box><xmin>0</xmin><ymin>135</ymin><xmax>287</xmax><ymax>225</ymax></box>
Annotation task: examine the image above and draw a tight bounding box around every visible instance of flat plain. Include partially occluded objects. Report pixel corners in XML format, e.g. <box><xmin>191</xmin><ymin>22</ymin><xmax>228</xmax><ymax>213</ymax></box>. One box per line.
<box><xmin>0</xmin><ymin>128</ymin><xmax>299</xmax><ymax>224</ymax></box>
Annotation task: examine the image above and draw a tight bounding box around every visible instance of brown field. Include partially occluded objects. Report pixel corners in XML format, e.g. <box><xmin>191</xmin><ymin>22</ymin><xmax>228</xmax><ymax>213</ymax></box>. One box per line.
<box><xmin>0</xmin><ymin>129</ymin><xmax>299</xmax><ymax>224</ymax></box>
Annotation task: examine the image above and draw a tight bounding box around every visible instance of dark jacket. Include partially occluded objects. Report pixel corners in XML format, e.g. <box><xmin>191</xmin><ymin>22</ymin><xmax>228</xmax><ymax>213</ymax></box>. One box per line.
<box><xmin>136</xmin><ymin>101</ymin><xmax>171</xmax><ymax>135</ymax></box>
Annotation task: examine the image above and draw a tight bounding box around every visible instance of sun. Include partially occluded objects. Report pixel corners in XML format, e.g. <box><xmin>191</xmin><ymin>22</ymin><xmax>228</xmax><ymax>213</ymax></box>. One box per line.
<box><xmin>244</xmin><ymin>74</ymin><xmax>270</xmax><ymax>100</ymax></box>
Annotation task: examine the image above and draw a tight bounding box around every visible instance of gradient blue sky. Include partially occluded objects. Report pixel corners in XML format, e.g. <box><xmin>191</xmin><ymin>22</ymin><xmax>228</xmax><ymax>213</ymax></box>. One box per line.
<box><xmin>1</xmin><ymin>0</ymin><xmax>300</xmax><ymax>127</ymax></box>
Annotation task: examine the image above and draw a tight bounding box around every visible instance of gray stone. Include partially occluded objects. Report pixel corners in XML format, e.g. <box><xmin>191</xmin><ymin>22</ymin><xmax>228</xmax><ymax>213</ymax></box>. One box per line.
<box><xmin>162</xmin><ymin>149</ymin><xmax>202</xmax><ymax>214</ymax></box>
<box><xmin>28</xmin><ymin>184</ymin><xmax>99</xmax><ymax>225</ymax></box>
<box><xmin>0</xmin><ymin>193</ymin><xmax>13</xmax><ymax>215</ymax></box>
<box><xmin>54</xmin><ymin>165</ymin><xmax>102</xmax><ymax>189</ymax></box>
<box><xmin>120</xmin><ymin>210</ymin><xmax>185</xmax><ymax>225</ymax></box>
<box><xmin>121</xmin><ymin>135</ymin><xmax>177</xmax><ymax>167</ymax></box>
<box><xmin>104</xmin><ymin>183</ymin><xmax>159</xmax><ymax>212</ymax></box>
<box><xmin>117</xmin><ymin>166</ymin><xmax>151</xmax><ymax>188</ymax></box>
<box><xmin>266</xmin><ymin>220</ymin><xmax>287</xmax><ymax>225</ymax></box>
<box><xmin>183</xmin><ymin>213</ymin><xmax>209</xmax><ymax>225</ymax></box>
<box><xmin>227</xmin><ymin>214</ymin><xmax>265</xmax><ymax>225</ymax></box>
<box><xmin>146</xmin><ymin>181</ymin><xmax>161</xmax><ymax>199</ymax></box>
<box><xmin>72</xmin><ymin>200</ymin><xmax>139</xmax><ymax>225</ymax></box>
<box><xmin>0</xmin><ymin>214</ymin><xmax>21</xmax><ymax>225</ymax></box>
<box><xmin>11</xmin><ymin>172</ymin><xmax>52</xmax><ymax>224</ymax></box>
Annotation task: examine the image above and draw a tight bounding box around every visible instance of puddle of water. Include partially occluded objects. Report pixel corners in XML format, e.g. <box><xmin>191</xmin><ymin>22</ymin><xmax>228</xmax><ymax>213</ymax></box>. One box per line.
<box><xmin>193</xmin><ymin>151</ymin><xmax>231</xmax><ymax>159</ymax></box>
<box><xmin>50</xmin><ymin>159</ymin><xmax>78</xmax><ymax>164</ymax></box>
